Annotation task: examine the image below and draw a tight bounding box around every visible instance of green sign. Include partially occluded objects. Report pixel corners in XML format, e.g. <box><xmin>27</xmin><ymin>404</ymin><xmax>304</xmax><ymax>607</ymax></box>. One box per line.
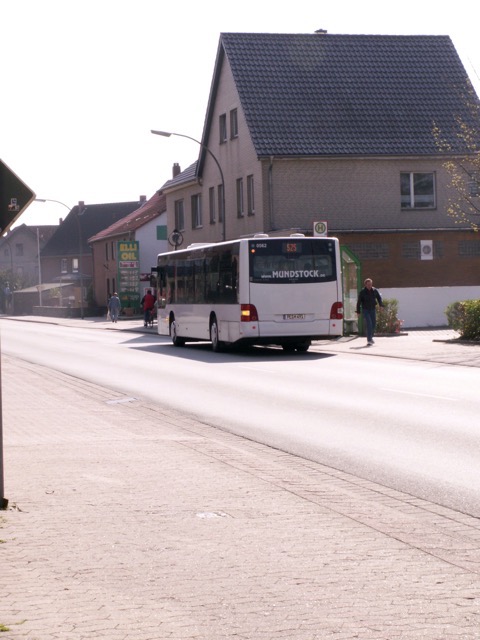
<box><xmin>117</xmin><ymin>240</ymin><xmax>140</xmax><ymax>307</ymax></box>
<box><xmin>0</xmin><ymin>160</ymin><xmax>36</xmax><ymax>236</ymax></box>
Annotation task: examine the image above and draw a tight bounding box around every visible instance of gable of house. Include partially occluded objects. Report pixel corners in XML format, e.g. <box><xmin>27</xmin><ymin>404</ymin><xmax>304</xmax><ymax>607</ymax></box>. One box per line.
<box><xmin>89</xmin><ymin>191</ymin><xmax>166</xmax><ymax>242</ymax></box>
<box><xmin>89</xmin><ymin>191</ymin><xmax>168</xmax><ymax>307</ymax></box>
<box><xmin>42</xmin><ymin>200</ymin><xmax>144</xmax><ymax>258</ymax></box>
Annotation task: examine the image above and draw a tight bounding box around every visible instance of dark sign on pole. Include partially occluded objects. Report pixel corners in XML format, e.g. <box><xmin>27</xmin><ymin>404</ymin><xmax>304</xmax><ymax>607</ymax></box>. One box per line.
<box><xmin>0</xmin><ymin>161</ymin><xmax>35</xmax><ymax>508</ymax></box>
<box><xmin>0</xmin><ymin>159</ymin><xmax>36</xmax><ymax>236</ymax></box>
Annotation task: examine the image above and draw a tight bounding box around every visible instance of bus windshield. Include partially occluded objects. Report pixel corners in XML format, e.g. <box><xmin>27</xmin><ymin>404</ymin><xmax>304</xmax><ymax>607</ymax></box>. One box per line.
<box><xmin>248</xmin><ymin>238</ymin><xmax>336</xmax><ymax>284</ymax></box>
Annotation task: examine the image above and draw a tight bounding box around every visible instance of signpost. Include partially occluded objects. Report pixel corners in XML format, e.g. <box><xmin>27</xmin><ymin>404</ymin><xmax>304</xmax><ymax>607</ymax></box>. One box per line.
<box><xmin>0</xmin><ymin>160</ymin><xmax>36</xmax><ymax>509</ymax></box>
<box><xmin>313</xmin><ymin>221</ymin><xmax>328</xmax><ymax>237</ymax></box>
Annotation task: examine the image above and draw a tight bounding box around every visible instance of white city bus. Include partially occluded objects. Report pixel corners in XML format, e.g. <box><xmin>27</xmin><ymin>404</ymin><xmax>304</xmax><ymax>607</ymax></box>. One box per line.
<box><xmin>156</xmin><ymin>234</ymin><xmax>343</xmax><ymax>352</ymax></box>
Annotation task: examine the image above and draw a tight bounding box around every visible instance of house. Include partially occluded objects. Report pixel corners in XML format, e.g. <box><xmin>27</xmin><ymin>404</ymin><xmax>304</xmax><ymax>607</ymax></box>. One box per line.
<box><xmin>160</xmin><ymin>32</ymin><xmax>480</xmax><ymax>327</ymax></box>
<box><xmin>0</xmin><ymin>223</ymin><xmax>56</xmax><ymax>284</ymax></box>
<box><xmin>40</xmin><ymin>199</ymin><xmax>146</xmax><ymax>314</ymax></box>
<box><xmin>0</xmin><ymin>223</ymin><xmax>57</xmax><ymax>312</ymax></box>
<box><xmin>88</xmin><ymin>190</ymin><xmax>167</xmax><ymax>311</ymax></box>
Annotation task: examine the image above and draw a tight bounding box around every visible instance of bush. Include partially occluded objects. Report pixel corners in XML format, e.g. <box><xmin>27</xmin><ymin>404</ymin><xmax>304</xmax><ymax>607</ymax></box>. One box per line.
<box><xmin>376</xmin><ymin>298</ymin><xmax>403</xmax><ymax>334</ymax></box>
<box><xmin>445</xmin><ymin>299</ymin><xmax>480</xmax><ymax>340</ymax></box>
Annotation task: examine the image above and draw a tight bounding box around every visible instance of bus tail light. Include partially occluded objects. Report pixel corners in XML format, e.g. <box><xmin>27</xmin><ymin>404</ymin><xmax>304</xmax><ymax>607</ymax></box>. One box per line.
<box><xmin>241</xmin><ymin>304</ymin><xmax>259</xmax><ymax>322</ymax></box>
<box><xmin>330</xmin><ymin>302</ymin><xmax>343</xmax><ymax>320</ymax></box>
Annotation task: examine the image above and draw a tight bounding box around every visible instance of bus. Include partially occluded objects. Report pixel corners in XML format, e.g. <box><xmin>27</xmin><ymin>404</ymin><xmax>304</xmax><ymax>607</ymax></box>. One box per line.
<box><xmin>155</xmin><ymin>234</ymin><xmax>343</xmax><ymax>352</ymax></box>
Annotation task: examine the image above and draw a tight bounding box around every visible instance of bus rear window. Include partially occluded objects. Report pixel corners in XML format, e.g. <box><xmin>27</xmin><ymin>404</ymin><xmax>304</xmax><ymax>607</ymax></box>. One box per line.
<box><xmin>248</xmin><ymin>239</ymin><xmax>336</xmax><ymax>284</ymax></box>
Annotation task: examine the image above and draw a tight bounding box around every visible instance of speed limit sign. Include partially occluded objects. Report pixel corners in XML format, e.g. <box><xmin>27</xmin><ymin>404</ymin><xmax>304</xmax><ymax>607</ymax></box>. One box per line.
<box><xmin>313</xmin><ymin>221</ymin><xmax>328</xmax><ymax>236</ymax></box>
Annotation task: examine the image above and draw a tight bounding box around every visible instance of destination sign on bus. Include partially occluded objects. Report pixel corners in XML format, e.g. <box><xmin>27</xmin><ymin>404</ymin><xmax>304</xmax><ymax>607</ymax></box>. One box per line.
<box><xmin>250</xmin><ymin>241</ymin><xmax>303</xmax><ymax>254</ymax></box>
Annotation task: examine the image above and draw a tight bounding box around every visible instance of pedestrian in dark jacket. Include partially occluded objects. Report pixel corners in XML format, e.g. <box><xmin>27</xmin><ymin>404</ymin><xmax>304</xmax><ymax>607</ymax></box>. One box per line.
<box><xmin>356</xmin><ymin>278</ymin><xmax>383</xmax><ymax>346</ymax></box>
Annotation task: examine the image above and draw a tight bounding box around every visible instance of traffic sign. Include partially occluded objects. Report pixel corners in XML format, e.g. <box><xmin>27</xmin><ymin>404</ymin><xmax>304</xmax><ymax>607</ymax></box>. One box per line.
<box><xmin>0</xmin><ymin>159</ymin><xmax>36</xmax><ymax>236</ymax></box>
<box><xmin>313</xmin><ymin>221</ymin><xmax>328</xmax><ymax>236</ymax></box>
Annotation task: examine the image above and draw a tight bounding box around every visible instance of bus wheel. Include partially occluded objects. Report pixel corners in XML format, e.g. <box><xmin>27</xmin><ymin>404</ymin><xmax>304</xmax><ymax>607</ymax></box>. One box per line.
<box><xmin>210</xmin><ymin>317</ymin><xmax>223</xmax><ymax>352</ymax></box>
<box><xmin>295</xmin><ymin>340</ymin><xmax>311</xmax><ymax>353</ymax></box>
<box><xmin>170</xmin><ymin>319</ymin><xmax>185</xmax><ymax>347</ymax></box>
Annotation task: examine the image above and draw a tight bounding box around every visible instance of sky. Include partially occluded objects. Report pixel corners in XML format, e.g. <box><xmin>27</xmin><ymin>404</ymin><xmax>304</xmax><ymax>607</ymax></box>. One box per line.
<box><xmin>3</xmin><ymin>0</ymin><xmax>480</xmax><ymax>228</ymax></box>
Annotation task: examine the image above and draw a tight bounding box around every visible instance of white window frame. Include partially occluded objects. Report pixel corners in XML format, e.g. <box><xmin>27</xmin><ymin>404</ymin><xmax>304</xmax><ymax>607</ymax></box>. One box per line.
<box><xmin>191</xmin><ymin>194</ymin><xmax>203</xmax><ymax>229</ymax></box>
<box><xmin>247</xmin><ymin>174</ymin><xmax>255</xmax><ymax>215</ymax></box>
<box><xmin>236</xmin><ymin>178</ymin><xmax>244</xmax><ymax>217</ymax></box>
<box><xmin>217</xmin><ymin>184</ymin><xmax>224</xmax><ymax>223</ymax></box>
<box><xmin>230</xmin><ymin>109</ymin><xmax>238</xmax><ymax>139</ymax></box>
<box><xmin>175</xmin><ymin>199</ymin><xmax>185</xmax><ymax>231</ymax></box>
<box><xmin>209</xmin><ymin>187</ymin><xmax>216</xmax><ymax>224</ymax></box>
<box><xmin>401</xmin><ymin>172</ymin><xmax>436</xmax><ymax>209</ymax></box>
<box><xmin>219</xmin><ymin>114</ymin><xmax>227</xmax><ymax>143</ymax></box>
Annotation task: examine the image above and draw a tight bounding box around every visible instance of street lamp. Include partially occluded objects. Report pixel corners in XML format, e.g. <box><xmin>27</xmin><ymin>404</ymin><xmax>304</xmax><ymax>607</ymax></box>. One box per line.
<box><xmin>35</xmin><ymin>198</ymin><xmax>86</xmax><ymax>318</ymax></box>
<box><xmin>151</xmin><ymin>129</ymin><xmax>226</xmax><ymax>241</ymax></box>
<box><xmin>35</xmin><ymin>198</ymin><xmax>71</xmax><ymax>211</ymax></box>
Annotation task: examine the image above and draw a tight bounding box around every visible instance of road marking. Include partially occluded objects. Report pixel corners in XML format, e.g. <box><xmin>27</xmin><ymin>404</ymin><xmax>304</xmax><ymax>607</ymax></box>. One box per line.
<box><xmin>381</xmin><ymin>388</ymin><xmax>458</xmax><ymax>401</ymax></box>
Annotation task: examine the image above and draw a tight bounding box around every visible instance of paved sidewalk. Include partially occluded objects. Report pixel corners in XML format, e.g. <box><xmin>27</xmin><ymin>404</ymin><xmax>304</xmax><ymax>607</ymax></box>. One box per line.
<box><xmin>2</xmin><ymin>317</ymin><xmax>480</xmax><ymax>638</ymax></box>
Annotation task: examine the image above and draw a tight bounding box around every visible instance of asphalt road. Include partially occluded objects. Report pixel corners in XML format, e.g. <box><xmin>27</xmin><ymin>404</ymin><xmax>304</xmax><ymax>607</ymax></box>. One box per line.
<box><xmin>2</xmin><ymin>317</ymin><xmax>480</xmax><ymax>517</ymax></box>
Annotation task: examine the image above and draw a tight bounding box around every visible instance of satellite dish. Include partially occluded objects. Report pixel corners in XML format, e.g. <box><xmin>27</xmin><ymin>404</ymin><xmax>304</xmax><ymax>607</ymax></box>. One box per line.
<box><xmin>168</xmin><ymin>229</ymin><xmax>184</xmax><ymax>249</ymax></box>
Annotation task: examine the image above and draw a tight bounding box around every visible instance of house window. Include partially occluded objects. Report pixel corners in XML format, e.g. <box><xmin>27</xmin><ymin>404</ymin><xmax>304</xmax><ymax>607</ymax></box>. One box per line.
<box><xmin>191</xmin><ymin>194</ymin><xmax>202</xmax><ymax>229</ymax></box>
<box><xmin>72</xmin><ymin>258</ymin><xmax>79</xmax><ymax>273</ymax></box>
<box><xmin>105</xmin><ymin>243</ymin><xmax>108</xmax><ymax>261</ymax></box>
<box><xmin>209</xmin><ymin>187</ymin><xmax>216</xmax><ymax>224</ymax></box>
<box><xmin>401</xmin><ymin>172</ymin><xmax>435</xmax><ymax>209</ymax></box>
<box><xmin>175</xmin><ymin>199</ymin><xmax>185</xmax><ymax>231</ymax></box>
<box><xmin>217</xmin><ymin>184</ymin><xmax>224</xmax><ymax>223</ymax></box>
<box><xmin>110</xmin><ymin>242</ymin><xmax>115</xmax><ymax>260</ymax></box>
<box><xmin>347</xmin><ymin>243</ymin><xmax>389</xmax><ymax>260</ymax></box>
<box><xmin>15</xmin><ymin>243</ymin><xmax>24</xmax><ymax>256</ymax></box>
<box><xmin>247</xmin><ymin>174</ymin><xmax>255</xmax><ymax>215</ymax></box>
<box><xmin>61</xmin><ymin>258</ymin><xmax>68</xmax><ymax>273</ymax></box>
<box><xmin>459</xmin><ymin>240</ymin><xmax>480</xmax><ymax>256</ymax></box>
<box><xmin>230</xmin><ymin>109</ymin><xmax>238</xmax><ymax>138</ymax></box>
<box><xmin>236</xmin><ymin>178</ymin><xmax>244</xmax><ymax>217</ymax></box>
<box><xmin>219</xmin><ymin>114</ymin><xmax>227</xmax><ymax>143</ymax></box>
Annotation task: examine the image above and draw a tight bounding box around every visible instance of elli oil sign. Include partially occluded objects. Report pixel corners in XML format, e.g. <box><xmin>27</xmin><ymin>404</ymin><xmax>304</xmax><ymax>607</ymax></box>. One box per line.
<box><xmin>118</xmin><ymin>240</ymin><xmax>140</xmax><ymax>308</ymax></box>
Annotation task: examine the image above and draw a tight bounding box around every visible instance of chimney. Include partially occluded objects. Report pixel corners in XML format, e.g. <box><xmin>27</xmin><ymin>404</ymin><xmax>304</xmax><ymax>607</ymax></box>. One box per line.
<box><xmin>139</xmin><ymin>195</ymin><xmax>147</xmax><ymax>204</ymax></box>
<box><xmin>173</xmin><ymin>163</ymin><xmax>181</xmax><ymax>177</ymax></box>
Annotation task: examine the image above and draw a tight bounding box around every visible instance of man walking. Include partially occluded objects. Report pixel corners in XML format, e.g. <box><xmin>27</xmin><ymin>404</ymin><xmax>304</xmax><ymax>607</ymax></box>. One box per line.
<box><xmin>108</xmin><ymin>292</ymin><xmax>121</xmax><ymax>323</ymax></box>
<box><xmin>356</xmin><ymin>278</ymin><xmax>383</xmax><ymax>346</ymax></box>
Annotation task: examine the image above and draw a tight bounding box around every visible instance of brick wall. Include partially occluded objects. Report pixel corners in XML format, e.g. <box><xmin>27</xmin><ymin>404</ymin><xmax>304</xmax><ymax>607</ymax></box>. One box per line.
<box><xmin>337</xmin><ymin>230</ymin><xmax>480</xmax><ymax>288</ymax></box>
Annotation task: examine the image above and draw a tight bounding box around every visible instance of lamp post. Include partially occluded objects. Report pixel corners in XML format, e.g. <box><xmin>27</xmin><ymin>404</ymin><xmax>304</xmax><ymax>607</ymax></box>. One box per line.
<box><xmin>151</xmin><ymin>130</ymin><xmax>226</xmax><ymax>241</ymax></box>
<box><xmin>35</xmin><ymin>198</ymin><xmax>86</xmax><ymax>317</ymax></box>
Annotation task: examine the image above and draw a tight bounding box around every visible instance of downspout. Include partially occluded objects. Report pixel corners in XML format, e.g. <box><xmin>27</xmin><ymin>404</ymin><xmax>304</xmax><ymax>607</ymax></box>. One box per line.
<box><xmin>268</xmin><ymin>156</ymin><xmax>275</xmax><ymax>231</ymax></box>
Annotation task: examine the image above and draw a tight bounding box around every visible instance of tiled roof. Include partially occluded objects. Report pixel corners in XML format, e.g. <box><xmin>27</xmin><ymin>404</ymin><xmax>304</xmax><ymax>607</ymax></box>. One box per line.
<box><xmin>160</xmin><ymin>162</ymin><xmax>198</xmax><ymax>191</ymax></box>
<box><xmin>217</xmin><ymin>33</ymin><xmax>480</xmax><ymax>156</ymax></box>
<box><xmin>89</xmin><ymin>191</ymin><xmax>166</xmax><ymax>242</ymax></box>
<box><xmin>41</xmin><ymin>201</ymin><xmax>143</xmax><ymax>257</ymax></box>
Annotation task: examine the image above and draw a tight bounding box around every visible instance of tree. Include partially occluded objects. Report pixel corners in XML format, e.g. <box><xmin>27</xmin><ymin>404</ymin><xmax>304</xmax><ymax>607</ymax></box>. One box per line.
<box><xmin>434</xmin><ymin>86</ymin><xmax>480</xmax><ymax>231</ymax></box>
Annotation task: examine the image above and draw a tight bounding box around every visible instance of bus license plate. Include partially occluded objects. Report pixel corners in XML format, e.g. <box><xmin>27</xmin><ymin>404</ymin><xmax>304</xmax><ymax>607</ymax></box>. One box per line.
<box><xmin>284</xmin><ymin>314</ymin><xmax>305</xmax><ymax>320</ymax></box>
